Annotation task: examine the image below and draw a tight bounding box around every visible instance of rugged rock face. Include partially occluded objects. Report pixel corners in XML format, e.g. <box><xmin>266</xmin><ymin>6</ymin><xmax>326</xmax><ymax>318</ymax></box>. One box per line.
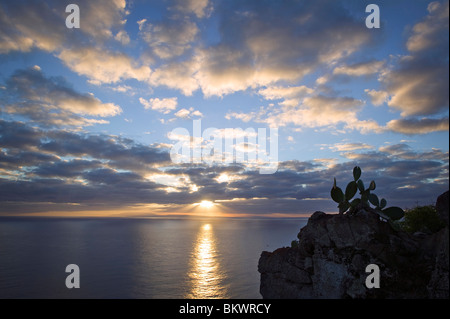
<box><xmin>258</xmin><ymin>191</ymin><xmax>449</xmax><ymax>299</ymax></box>
<box><xmin>427</xmin><ymin>190</ymin><xmax>449</xmax><ymax>298</ymax></box>
<box><xmin>436</xmin><ymin>191</ymin><xmax>449</xmax><ymax>226</ymax></box>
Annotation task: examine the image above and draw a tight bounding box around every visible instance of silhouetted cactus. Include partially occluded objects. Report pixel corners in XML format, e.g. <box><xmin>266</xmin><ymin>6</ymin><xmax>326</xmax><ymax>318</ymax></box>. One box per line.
<box><xmin>331</xmin><ymin>166</ymin><xmax>405</xmax><ymax>221</ymax></box>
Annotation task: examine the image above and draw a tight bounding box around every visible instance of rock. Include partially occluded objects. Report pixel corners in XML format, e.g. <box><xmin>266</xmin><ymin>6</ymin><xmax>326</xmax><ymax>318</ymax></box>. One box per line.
<box><xmin>258</xmin><ymin>248</ymin><xmax>313</xmax><ymax>299</ymax></box>
<box><xmin>258</xmin><ymin>192</ymin><xmax>449</xmax><ymax>299</ymax></box>
<box><xmin>427</xmin><ymin>191</ymin><xmax>449</xmax><ymax>298</ymax></box>
<box><xmin>436</xmin><ymin>190</ymin><xmax>449</xmax><ymax>226</ymax></box>
<box><xmin>427</xmin><ymin>226</ymin><xmax>449</xmax><ymax>298</ymax></box>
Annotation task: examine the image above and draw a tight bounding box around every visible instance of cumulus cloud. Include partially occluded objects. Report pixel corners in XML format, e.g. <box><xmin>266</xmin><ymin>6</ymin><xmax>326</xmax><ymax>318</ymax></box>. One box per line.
<box><xmin>365</xmin><ymin>89</ymin><xmax>389</xmax><ymax>106</ymax></box>
<box><xmin>76</xmin><ymin>0</ymin><xmax>128</xmax><ymax>40</ymax></box>
<box><xmin>114</xmin><ymin>30</ymin><xmax>130</xmax><ymax>45</ymax></box>
<box><xmin>1</xmin><ymin>67</ymin><xmax>121</xmax><ymax>127</ymax></box>
<box><xmin>229</xmin><ymin>94</ymin><xmax>367</xmax><ymax>131</ymax></box>
<box><xmin>384</xmin><ymin>58</ymin><xmax>449</xmax><ymax>117</ymax></box>
<box><xmin>381</xmin><ymin>0</ymin><xmax>449</xmax><ymax>117</ymax></box>
<box><xmin>375</xmin><ymin>143</ymin><xmax>449</xmax><ymax>161</ymax></box>
<box><xmin>258</xmin><ymin>85</ymin><xmax>313</xmax><ymax>101</ymax></box>
<box><xmin>147</xmin><ymin>0</ymin><xmax>372</xmax><ymax>97</ymax></box>
<box><xmin>149</xmin><ymin>58</ymin><xmax>200</xmax><ymax>96</ymax></box>
<box><xmin>139</xmin><ymin>17</ymin><xmax>199</xmax><ymax>59</ymax></box>
<box><xmin>171</xmin><ymin>0</ymin><xmax>212</xmax><ymax>18</ymax></box>
<box><xmin>329</xmin><ymin>143</ymin><xmax>374</xmax><ymax>152</ymax></box>
<box><xmin>0</xmin><ymin>0</ymin><xmax>143</xmax><ymax>93</ymax></box>
<box><xmin>225</xmin><ymin>111</ymin><xmax>259</xmax><ymax>123</ymax></box>
<box><xmin>229</xmin><ymin>92</ymin><xmax>387</xmax><ymax>134</ymax></box>
<box><xmin>139</xmin><ymin>97</ymin><xmax>178</xmax><ymax>114</ymax></box>
<box><xmin>0</xmin><ymin>1</ymin><xmax>66</xmax><ymax>53</ymax></box>
<box><xmin>386</xmin><ymin>117</ymin><xmax>449</xmax><ymax>134</ymax></box>
<box><xmin>294</xmin><ymin>96</ymin><xmax>365</xmax><ymax>127</ymax></box>
<box><xmin>333</xmin><ymin>60</ymin><xmax>385</xmax><ymax>77</ymax></box>
<box><xmin>174</xmin><ymin>107</ymin><xmax>203</xmax><ymax>119</ymax></box>
<box><xmin>58</xmin><ymin>47</ymin><xmax>151</xmax><ymax>85</ymax></box>
<box><xmin>406</xmin><ymin>1</ymin><xmax>449</xmax><ymax>52</ymax></box>
<box><xmin>0</xmin><ymin>0</ymin><xmax>128</xmax><ymax>54</ymax></box>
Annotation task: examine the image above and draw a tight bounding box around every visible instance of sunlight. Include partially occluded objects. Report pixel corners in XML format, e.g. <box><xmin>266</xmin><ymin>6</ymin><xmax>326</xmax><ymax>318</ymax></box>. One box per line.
<box><xmin>199</xmin><ymin>200</ymin><xmax>214</xmax><ymax>209</ymax></box>
<box><xmin>186</xmin><ymin>223</ymin><xmax>229</xmax><ymax>298</ymax></box>
<box><xmin>180</xmin><ymin>200</ymin><xmax>231</xmax><ymax>218</ymax></box>
<box><xmin>217</xmin><ymin>173</ymin><xmax>230</xmax><ymax>183</ymax></box>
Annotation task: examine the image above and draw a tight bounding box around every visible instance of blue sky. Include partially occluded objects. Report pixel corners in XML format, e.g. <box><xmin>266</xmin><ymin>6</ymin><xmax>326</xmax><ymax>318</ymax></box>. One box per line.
<box><xmin>0</xmin><ymin>0</ymin><xmax>448</xmax><ymax>217</ymax></box>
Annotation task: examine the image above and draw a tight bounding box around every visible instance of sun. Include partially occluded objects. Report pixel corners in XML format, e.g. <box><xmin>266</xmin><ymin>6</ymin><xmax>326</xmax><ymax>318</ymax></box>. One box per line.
<box><xmin>199</xmin><ymin>200</ymin><xmax>214</xmax><ymax>209</ymax></box>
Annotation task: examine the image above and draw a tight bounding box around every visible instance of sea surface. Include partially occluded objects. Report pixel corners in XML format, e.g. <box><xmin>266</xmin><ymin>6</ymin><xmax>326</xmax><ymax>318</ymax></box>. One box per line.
<box><xmin>0</xmin><ymin>217</ymin><xmax>308</xmax><ymax>299</ymax></box>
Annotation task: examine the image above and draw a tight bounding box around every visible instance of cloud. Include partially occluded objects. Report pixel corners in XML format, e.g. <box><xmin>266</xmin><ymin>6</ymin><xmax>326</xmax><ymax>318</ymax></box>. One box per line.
<box><xmin>225</xmin><ymin>111</ymin><xmax>257</xmax><ymax>123</ymax></box>
<box><xmin>333</xmin><ymin>60</ymin><xmax>385</xmax><ymax>77</ymax></box>
<box><xmin>58</xmin><ymin>47</ymin><xmax>151</xmax><ymax>85</ymax></box>
<box><xmin>0</xmin><ymin>0</ymin><xmax>376</xmax><ymax>101</ymax></box>
<box><xmin>32</xmin><ymin>159</ymin><xmax>102</xmax><ymax>178</ymax></box>
<box><xmin>174</xmin><ymin>107</ymin><xmax>203</xmax><ymax>119</ymax></box>
<box><xmin>0</xmin><ymin>120</ymin><xmax>188</xmax><ymax>211</ymax></box>
<box><xmin>75</xmin><ymin>0</ymin><xmax>128</xmax><ymax>40</ymax></box>
<box><xmin>0</xmin><ymin>119</ymin><xmax>448</xmax><ymax>215</ymax></box>
<box><xmin>0</xmin><ymin>119</ymin><xmax>43</xmax><ymax>150</ymax></box>
<box><xmin>171</xmin><ymin>0</ymin><xmax>212</xmax><ymax>18</ymax></box>
<box><xmin>138</xmin><ymin>17</ymin><xmax>199</xmax><ymax>59</ymax></box>
<box><xmin>139</xmin><ymin>97</ymin><xmax>178</xmax><ymax>114</ymax></box>
<box><xmin>0</xmin><ymin>1</ymin><xmax>448</xmax><ymax>216</ymax></box>
<box><xmin>40</xmin><ymin>131</ymin><xmax>171</xmax><ymax>172</ymax></box>
<box><xmin>379</xmin><ymin>143</ymin><xmax>413</xmax><ymax>156</ymax></box>
<box><xmin>330</xmin><ymin>143</ymin><xmax>374</xmax><ymax>152</ymax></box>
<box><xmin>256</xmin><ymin>85</ymin><xmax>314</xmax><ymax>109</ymax></box>
<box><xmin>147</xmin><ymin>0</ymin><xmax>372</xmax><ymax>97</ymax></box>
<box><xmin>229</xmin><ymin>94</ymin><xmax>369</xmax><ymax>132</ymax></box>
<box><xmin>258</xmin><ymin>85</ymin><xmax>313</xmax><ymax>101</ymax></box>
<box><xmin>406</xmin><ymin>1</ymin><xmax>449</xmax><ymax>52</ymax></box>
<box><xmin>0</xmin><ymin>119</ymin><xmax>172</xmax><ymax>186</ymax></box>
<box><xmin>0</xmin><ymin>0</ymin><xmax>129</xmax><ymax>54</ymax></box>
<box><xmin>0</xmin><ymin>1</ymin><xmax>66</xmax><ymax>53</ymax></box>
<box><xmin>365</xmin><ymin>89</ymin><xmax>389</xmax><ymax>106</ymax></box>
<box><xmin>296</xmin><ymin>96</ymin><xmax>365</xmax><ymax>127</ymax></box>
<box><xmin>386</xmin><ymin>117</ymin><xmax>449</xmax><ymax>134</ymax></box>
<box><xmin>115</xmin><ymin>30</ymin><xmax>130</xmax><ymax>45</ymax></box>
<box><xmin>315</xmin><ymin>60</ymin><xmax>385</xmax><ymax>86</ymax></box>
<box><xmin>376</xmin><ymin>143</ymin><xmax>449</xmax><ymax>161</ymax></box>
<box><xmin>384</xmin><ymin>57</ymin><xmax>449</xmax><ymax>117</ymax></box>
<box><xmin>0</xmin><ymin>1</ymin><xmax>148</xmax><ymax>91</ymax></box>
<box><xmin>149</xmin><ymin>59</ymin><xmax>200</xmax><ymax>96</ymax></box>
<box><xmin>381</xmin><ymin>0</ymin><xmax>449</xmax><ymax>117</ymax></box>
<box><xmin>229</xmin><ymin>109</ymin><xmax>383</xmax><ymax>136</ymax></box>
<box><xmin>1</xmin><ymin>67</ymin><xmax>121</xmax><ymax>127</ymax></box>
<box><xmin>0</xmin><ymin>146</ymin><xmax>60</xmax><ymax>173</ymax></box>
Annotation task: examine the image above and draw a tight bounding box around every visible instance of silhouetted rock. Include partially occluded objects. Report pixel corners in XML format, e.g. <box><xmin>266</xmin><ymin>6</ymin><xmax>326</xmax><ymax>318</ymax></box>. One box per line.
<box><xmin>436</xmin><ymin>190</ymin><xmax>449</xmax><ymax>226</ymax></box>
<box><xmin>258</xmin><ymin>191</ymin><xmax>449</xmax><ymax>299</ymax></box>
<box><xmin>427</xmin><ymin>190</ymin><xmax>449</xmax><ymax>298</ymax></box>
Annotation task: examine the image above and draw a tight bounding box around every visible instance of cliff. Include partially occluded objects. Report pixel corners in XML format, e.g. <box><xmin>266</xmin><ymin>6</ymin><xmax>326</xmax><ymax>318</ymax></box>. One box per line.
<box><xmin>258</xmin><ymin>191</ymin><xmax>449</xmax><ymax>299</ymax></box>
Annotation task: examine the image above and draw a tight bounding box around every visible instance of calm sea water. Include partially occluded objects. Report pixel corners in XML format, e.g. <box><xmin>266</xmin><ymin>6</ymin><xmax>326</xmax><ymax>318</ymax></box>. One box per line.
<box><xmin>0</xmin><ymin>217</ymin><xmax>307</xmax><ymax>299</ymax></box>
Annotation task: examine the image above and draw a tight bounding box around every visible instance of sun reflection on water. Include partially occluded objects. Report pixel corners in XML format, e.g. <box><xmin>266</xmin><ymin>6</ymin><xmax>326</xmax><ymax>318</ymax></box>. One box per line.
<box><xmin>186</xmin><ymin>223</ymin><xmax>229</xmax><ymax>298</ymax></box>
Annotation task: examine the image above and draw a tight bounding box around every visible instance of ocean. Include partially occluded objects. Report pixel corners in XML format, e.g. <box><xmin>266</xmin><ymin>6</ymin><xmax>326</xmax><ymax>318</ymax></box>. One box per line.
<box><xmin>0</xmin><ymin>217</ymin><xmax>308</xmax><ymax>299</ymax></box>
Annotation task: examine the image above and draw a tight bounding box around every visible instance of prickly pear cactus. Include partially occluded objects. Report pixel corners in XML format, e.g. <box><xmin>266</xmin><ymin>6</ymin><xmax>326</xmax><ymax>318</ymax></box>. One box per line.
<box><xmin>330</xmin><ymin>166</ymin><xmax>405</xmax><ymax>221</ymax></box>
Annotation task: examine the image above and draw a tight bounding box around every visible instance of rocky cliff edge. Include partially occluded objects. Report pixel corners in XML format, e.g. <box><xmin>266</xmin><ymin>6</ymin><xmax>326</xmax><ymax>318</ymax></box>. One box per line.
<box><xmin>258</xmin><ymin>191</ymin><xmax>449</xmax><ymax>299</ymax></box>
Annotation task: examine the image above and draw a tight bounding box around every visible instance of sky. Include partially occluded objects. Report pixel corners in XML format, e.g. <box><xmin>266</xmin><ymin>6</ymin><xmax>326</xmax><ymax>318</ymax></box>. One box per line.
<box><xmin>0</xmin><ymin>0</ymin><xmax>448</xmax><ymax>218</ymax></box>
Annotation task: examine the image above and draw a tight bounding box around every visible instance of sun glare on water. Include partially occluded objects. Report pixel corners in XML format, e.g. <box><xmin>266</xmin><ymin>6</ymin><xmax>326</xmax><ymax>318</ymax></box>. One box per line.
<box><xmin>186</xmin><ymin>223</ymin><xmax>229</xmax><ymax>298</ymax></box>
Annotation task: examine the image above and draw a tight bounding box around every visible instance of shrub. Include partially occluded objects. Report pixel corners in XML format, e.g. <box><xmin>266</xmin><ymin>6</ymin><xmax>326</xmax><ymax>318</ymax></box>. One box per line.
<box><xmin>401</xmin><ymin>205</ymin><xmax>445</xmax><ymax>234</ymax></box>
